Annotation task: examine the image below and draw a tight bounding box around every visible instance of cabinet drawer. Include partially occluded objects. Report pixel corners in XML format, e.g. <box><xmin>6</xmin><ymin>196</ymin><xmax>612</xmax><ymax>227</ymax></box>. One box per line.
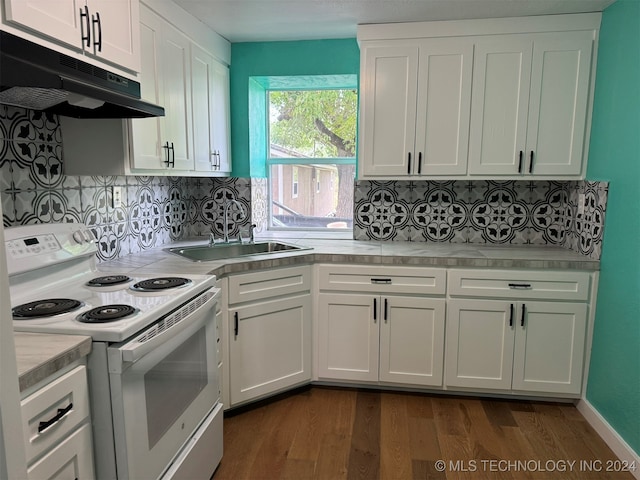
<box><xmin>448</xmin><ymin>269</ymin><xmax>591</xmax><ymax>301</ymax></box>
<box><xmin>228</xmin><ymin>265</ymin><xmax>311</xmax><ymax>304</ymax></box>
<box><xmin>27</xmin><ymin>423</ymin><xmax>94</xmax><ymax>480</ymax></box>
<box><xmin>21</xmin><ymin>366</ymin><xmax>90</xmax><ymax>462</ymax></box>
<box><xmin>318</xmin><ymin>265</ymin><xmax>446</xmax><ymax>295</ymax></box>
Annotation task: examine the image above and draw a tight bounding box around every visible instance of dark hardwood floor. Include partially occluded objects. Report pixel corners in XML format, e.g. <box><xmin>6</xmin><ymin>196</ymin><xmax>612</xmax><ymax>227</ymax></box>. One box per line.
<box><xmin>213</xmin><ymin>387</ymin><xmax>634</xmax><ymax>479</ymax></box>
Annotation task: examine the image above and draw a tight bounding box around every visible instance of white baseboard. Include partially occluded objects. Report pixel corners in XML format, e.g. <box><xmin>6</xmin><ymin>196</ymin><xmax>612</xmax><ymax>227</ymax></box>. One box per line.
<box><xmin>577</xmin><ymin>399</ymin><xmax>640</xmax><ymax>480</ymax></box>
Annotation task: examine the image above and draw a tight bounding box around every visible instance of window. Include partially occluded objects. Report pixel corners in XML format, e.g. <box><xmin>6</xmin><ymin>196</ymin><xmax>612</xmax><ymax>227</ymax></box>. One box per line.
<box><xmin>292</xmin><ymin>167</ymin><xmax>299</xmax><ymax>198</ymax></box>
<box><xmin>267</xmin><ymin>86</ymin><xmax>357</xmax><ymax>231</ymax></box>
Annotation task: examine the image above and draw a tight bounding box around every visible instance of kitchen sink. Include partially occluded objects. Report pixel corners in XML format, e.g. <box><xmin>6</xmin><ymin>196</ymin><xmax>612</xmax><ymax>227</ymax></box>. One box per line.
<box><xmin>166</xmin><ymin>241</ymin><xmax>311</xmax><ymax>262</ymax></box>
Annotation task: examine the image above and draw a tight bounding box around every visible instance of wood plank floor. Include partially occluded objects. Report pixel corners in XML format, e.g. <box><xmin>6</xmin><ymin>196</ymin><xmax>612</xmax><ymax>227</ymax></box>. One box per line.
<box><xmin>213</xmin><ymin>387</ymin><xmax>635</xmax><ymax>480</ymax></box>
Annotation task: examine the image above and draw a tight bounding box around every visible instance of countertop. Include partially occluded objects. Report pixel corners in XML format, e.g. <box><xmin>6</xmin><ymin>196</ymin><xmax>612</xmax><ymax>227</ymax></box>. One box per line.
<box><xmin>13</xmin><ymin>240</ymin><xmax>596</xmax><ymax>392</ymax></box>
<box><xmin>97</xmin><ymin>238</ymin><xmax>600</xmax><ymax>277</ymax></box>
<box><xmin>14</xmin><ymin>333</ymin><xmax>92</xmax><ymax>393</ymax></box>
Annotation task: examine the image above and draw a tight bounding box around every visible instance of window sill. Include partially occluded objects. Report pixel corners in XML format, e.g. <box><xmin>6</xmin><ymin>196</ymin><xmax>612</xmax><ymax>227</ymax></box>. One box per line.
<box><xmin>256</xmin><ymin>230</ymin><xmax>353</xmax><ymax>240</ymax></box>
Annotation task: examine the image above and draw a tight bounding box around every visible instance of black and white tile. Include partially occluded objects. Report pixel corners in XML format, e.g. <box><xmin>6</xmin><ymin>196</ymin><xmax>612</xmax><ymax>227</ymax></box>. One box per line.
<box><xmin>354</xmin><ymin>179</ymin><xmax>608</xmax><ymax>258</ymax></box>
<box><xmin>1</xmin><ymin>107</ymin><xmax>609</xmax><ymax>261</ymax></box>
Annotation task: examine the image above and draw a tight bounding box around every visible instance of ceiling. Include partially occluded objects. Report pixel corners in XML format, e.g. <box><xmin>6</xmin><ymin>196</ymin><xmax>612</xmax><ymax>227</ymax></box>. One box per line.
<box><xmin>172</xmin><ymin>0</ymin><xmax>615</xmax><ymax>43</ymax></box>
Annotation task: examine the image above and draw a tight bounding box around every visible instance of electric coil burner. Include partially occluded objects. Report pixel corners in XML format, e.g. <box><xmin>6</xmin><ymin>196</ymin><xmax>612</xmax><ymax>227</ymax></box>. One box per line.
<box><xmin>86</xmin><ymin>275</ymin><xmax>132</xmax><ymax>287</ymax></box>
<box><xmin>13</xmin><ymin>299</ymin><xmax>83</xmax><ymax>319</ymax></box>
<box><xmin>78</xmin><ymin>304</ymin><xmax>139</xmax><ymax>323</ymax></box>
<box><xmin>130</xmin><ymin>277</ymin><xmax>192</xmax><ymax>292</ymax></box>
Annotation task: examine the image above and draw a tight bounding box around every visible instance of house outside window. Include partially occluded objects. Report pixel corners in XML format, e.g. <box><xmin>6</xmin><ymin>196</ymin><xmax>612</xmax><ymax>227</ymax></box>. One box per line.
<box><xmin>267</xmin><ymin>86</ymin><xmax>357</xmax><ymax>231</ymax></box>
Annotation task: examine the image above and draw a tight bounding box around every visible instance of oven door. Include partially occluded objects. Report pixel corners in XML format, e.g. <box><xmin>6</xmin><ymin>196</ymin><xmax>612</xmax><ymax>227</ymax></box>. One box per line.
<box><xmin>107</xmin><ymin>288</ymin><xmax>220</xmax><ymax>480</ymax></box>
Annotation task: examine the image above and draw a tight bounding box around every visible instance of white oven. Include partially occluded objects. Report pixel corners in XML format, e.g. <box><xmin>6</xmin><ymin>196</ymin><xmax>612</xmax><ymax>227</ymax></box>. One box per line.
<box><xmin>107</xmin><ymin>289</ymin><xmax>221</xmax><ymax>480</ymax></box>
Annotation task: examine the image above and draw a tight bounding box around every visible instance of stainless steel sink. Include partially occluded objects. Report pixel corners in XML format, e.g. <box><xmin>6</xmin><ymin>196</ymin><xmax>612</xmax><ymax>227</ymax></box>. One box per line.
<box><xmin>166</xmin><ymin>241</ymin><xmax>311</xmax><ymax>262</ymax></box>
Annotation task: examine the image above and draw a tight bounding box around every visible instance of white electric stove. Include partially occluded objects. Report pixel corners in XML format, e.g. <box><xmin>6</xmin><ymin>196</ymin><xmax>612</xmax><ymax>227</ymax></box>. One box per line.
<box><xmin>5</xmin><ymin>223</ymin><xmax>224</xmax><ymax>480</ymax></box>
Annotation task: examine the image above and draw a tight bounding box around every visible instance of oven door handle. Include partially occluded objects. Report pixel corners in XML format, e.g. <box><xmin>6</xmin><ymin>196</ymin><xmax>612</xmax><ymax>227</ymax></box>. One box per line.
<box><xmin>117</xmin><ymin>289</ymin><xmax>219</xmax><ymax>365</ymax></box>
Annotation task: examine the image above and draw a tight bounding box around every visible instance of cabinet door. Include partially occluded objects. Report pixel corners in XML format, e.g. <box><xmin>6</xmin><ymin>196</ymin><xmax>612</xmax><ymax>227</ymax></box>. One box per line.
<box><xmin>512</xmin><ymin>302</ymin><xmax>587</xmax><ymax>394</ymax></box>
<box><xmin>525</xmin><ymin>32</ymin><xmax>593</xmax><ymax>176</ymax></box>
<box><xmin>210</xmin><ymin>60</ymin><xmax>232</xmax><ymax>174</ymax></box>
<box><xmin>317</xmin><ymin>293</ymin><xmax>379</xmax><ymax>382</ymax></box>
<box><xmin>4</xmin><ymin>0</ymin><xmax>83</xmax><ymax>50</ymax></box>
<box><xmin>191</xmin><ymin>45</ymin><xmax>231</xmax><ymax>174</ymax></box>
<box><xmin>229</xmin><ymin>295</ymin><xmax>311</xmax><ymax>405</ymax></box>
<box><xmin>86</xmin><ymin>0</ymin><xmax>140</xmax><ymax>72</ymax></box>
<box><xmin>359</xmin><ymin>45</ymin><xmax>419</xmax><ymax>177</ymax></box>
<box><xmin>161</xmin><ymin>24</ymin><xmax>194</xmax><ymax>170</ymax></box>
<box><xmin>468</xmin><ymin>37</ymin><xmax>533</xmax><ymax>175</ymax></box>
<box><xmin>130</xmin><ymin>6</ymin><xmax>164</xmax><ymax>168</ymax></box>
<box><xmin>379</xmin><ymin>296</ymin><xmax>445</xmax><ymax>386</ymax></box>
<box><xmin>414</xmin><ymin>38</ymin><xmax>473</xmax><ymax>176</ymax></box>
<box><xmin>27</xmin><ymin>423</ymin><xmax>94</xmax><ymax>480</ymax></box>
<box><xmin>445</xmin><ymin>299</ymin><xmax>515</xmax><ymax>390</ymax></box>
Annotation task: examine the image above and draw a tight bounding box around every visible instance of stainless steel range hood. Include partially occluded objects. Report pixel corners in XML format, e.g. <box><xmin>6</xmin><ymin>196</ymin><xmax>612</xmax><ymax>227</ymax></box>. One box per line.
<box><xmin>0</xmin><ymin>31</ymin><xmax>164</xmax><ymax>118</ymax></box>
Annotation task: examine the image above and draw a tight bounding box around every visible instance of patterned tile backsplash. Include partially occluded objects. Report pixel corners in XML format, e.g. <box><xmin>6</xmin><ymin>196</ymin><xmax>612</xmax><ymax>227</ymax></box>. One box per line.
<box><xmin>0</xmin><ymin>106</ymin><xmax>251</xmax><ymax>262</ymax></box>
<box><xmin>354</xmin><ymin>180</ymin><xmax>608</xmax><ymax>259</ymax></box>
<box><xmin>1</xmin><ymin>106</ymin><xmax>607</xmax><ymax>261</ymax></box>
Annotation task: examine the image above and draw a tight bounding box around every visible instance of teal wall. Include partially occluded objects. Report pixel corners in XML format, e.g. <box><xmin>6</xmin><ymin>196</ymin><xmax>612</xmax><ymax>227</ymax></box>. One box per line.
<box><xmin>229</xmin><ymin>39</ymin><xmax>360</xmax><ymax>177</ymax></box>
<box><xmin>585</xmin><ymin>0</ymin><xmax>640</xmax><ymax>454</ymax></box>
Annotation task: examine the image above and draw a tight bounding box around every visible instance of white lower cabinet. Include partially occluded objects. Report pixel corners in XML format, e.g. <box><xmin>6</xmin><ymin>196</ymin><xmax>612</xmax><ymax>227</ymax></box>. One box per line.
<box><xmin>317</xmin><ymin>265</ymin><xmax>446</xmax><ymax>387</ymax></box>
<box><xmin>317</xmin><ymin>293</ymin><xmax>379</xmax><ymax>382</ymax></box>
<box><xmin>446</xmin><ymin>298</ymin><xmax>588</xmax><ymax>395</ymax></box>
<box><xmin>227</xmin><ymin>266</ymin><xmax>312</xmax><ymax>406</ymax></box>
<box><xmin>380</xmin><ymin>296</ymin><xmax>446</xmax><ymax>386</ymax></box>
<box><xmin>21</xmin><ymin>364</ymin><xmax>94</xmax><ymax>480</ymax></box>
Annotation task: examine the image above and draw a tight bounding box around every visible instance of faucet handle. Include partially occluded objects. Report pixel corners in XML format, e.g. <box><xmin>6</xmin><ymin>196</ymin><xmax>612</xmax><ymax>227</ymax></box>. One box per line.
<box><xmin>248</xmin><ymin>224</ymin><xmax>257</xmax><ymax>243</ymax></box>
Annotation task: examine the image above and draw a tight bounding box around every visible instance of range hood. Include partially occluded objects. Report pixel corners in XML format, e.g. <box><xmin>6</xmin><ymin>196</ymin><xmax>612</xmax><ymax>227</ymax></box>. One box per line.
<box><xmin>0</xmin><ymin>31</ymin><xmax>164</xmax><ymax>118</ymax></box>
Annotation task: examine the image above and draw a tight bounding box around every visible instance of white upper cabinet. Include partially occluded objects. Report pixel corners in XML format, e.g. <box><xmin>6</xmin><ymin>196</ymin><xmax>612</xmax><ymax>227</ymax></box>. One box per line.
<box><xmin>415</xmin><ymin>38</ymin><xmax>473</xmax><ymax>176</ymax></box>
<box><xmin>131</xmin><ymin>6</ymin><xmax>194</xmax><ymax>170</ymax></box>
<box><xmin>357</xmin><ymin>14</ymin><xmax>599</xmax><ymax>180</ymax></box>
<box><xmin>62</xmin><ymin>2</ymin><xmax>232</xmax><ymax>177</ymax></box>
<box><xmin>3</xmin><ymin>0</ymin><xmax>140</xmax><ymax>72</ymax></box>
<box><xmin>469</xmin><ymin>31</ymin><xmax>593</xmax><ymax>176</ymax></box>
<box><xmin>359</xmin><ymin>44</ymin><xmax>419</xmax><ymax>177</ymax></box>
<box><xmin>191</xmin><ymin>44</ymin><xmax>232</xmax><ymax>174</ymax></box>
<box><xmin>86</xmin><ymin>0</ymin><xmax>140</xmax><ymax>71</ymax></box>
<box><xmin>359</xmin><ymin>39</ymin><xmax>472</xmax><ymax>177</ymax></box>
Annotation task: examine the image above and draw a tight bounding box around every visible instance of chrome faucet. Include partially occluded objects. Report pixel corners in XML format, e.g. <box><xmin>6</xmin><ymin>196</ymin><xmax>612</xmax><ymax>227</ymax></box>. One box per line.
<box><xmin>222</xmin><ymin>200</ymin><xmax>246</xmax><ymax>244</ymax></box>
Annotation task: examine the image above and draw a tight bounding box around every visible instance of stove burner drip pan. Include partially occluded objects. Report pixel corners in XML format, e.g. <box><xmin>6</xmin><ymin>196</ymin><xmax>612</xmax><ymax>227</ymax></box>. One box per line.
<box><xmin>78</xmin><ymin>305</ymin><xmax>139</xmax><ymax>323</ymax></box>
<box><xmin>13</xmin><ymin>299</ymin><xmax>83</xmax><ymax>318</ymax></box>
<box><xmin>131</xmin><ymin>277</ymin><xmax>192</xmax><ymax>292</ymax></box>
<box><xmin>86</xmin><ymin>275</ymin><xmax>131</xmax><ymax>287</ymax></box>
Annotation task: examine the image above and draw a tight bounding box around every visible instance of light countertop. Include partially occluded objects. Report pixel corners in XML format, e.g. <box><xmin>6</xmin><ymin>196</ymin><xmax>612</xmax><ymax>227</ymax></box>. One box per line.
<box><xmin>15</xmin><ymin>333</ymin><xmax>92</xmax><ymax>393</ymax></box>
<box><xmin>97</xmin><ymin>238</ymin><xmax>599</xmax><ymax>277</ymax></box>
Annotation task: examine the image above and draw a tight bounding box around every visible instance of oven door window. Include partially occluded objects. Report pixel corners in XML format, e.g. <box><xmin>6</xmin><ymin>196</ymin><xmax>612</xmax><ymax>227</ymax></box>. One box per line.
<box><xmin>145</xmin><ymin>326</ymin><xmax>208</xmax><ymax>449</ymax></box>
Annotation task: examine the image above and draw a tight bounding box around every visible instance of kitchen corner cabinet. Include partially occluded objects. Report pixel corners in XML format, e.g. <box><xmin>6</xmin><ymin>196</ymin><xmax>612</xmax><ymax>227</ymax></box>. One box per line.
<box><xmin>3</xmin><ymin>0</ymin><xmax>140</xmax><ymax>72</ymax></box>
<box><xmin>21</xmin><ymin>365</ymin><xmax>94</xmax><ymax>480</ymax></box>
<box><xmin>468</xmin><ymin>31</ymin><xmax>593</xmax><ymax>177</ymax></box>
<box><xmin>357</xmin><ymin>14</ymin><xmax>598</xmax><ymax>180</ymax></box>
<box><xmin>227</xmin><ymin>266</ymin><xmax>312</xmax><ymax>406</ymax></box>
<box><xmin>317</xmin><ymin>265</ymin><xmax>446</xmax><ymax>387</ymax></box>
<box><xmin>445</xmin><ymin>269</ymin><xmax>590</xmax><ymax>396</ymax></box>
<box><xmin>359</xmin><ymin>38</ymin><xmax>472</xmax><ymax>177</ymax></box>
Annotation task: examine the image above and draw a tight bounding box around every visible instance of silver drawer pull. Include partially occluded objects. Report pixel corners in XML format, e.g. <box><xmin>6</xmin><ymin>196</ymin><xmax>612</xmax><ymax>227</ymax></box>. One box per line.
<box><xmin>371</xmin><ymin>278</ymin><xmax>392</xmax><ymax>285</ymax></box>
<box><xmin>508</xmin><ymin>283</ymin><xmax>532</xmax><ymax>289</ymax></box>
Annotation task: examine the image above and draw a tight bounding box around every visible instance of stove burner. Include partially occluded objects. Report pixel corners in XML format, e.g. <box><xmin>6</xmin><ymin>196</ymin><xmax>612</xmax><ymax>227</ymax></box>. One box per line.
<box><xmin>86</xmin><ymin>275</ymin><xmax>131</xmax><ymax>287</ymax></box>
<box><xmin>131</xmin><ymin>277</ymin><xmax>192</xmax><ymax>292</ymax></box>
<box><xmin>78</xmin><ymin>305</ymin><xmax>138</xmax><ymax>323</ymax></box>
<box><xmin>13</xmin><ymin>299</ymin><xmax>83</xmax><ymax>319</ymax></box>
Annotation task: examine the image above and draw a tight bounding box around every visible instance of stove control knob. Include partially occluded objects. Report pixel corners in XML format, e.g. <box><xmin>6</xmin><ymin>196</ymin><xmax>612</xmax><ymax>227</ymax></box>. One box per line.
<box><xmin>72</xmin><ymin>230</ymin><xmax>84</xmax><ymax>244</ymax></box>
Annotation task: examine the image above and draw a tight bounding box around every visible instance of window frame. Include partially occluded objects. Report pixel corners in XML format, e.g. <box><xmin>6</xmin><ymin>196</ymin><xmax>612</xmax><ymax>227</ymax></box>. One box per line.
<box><xmin>264</xmin><ymin>81</ymin><xmax>358</xmax><ymax>233</ymax></box>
